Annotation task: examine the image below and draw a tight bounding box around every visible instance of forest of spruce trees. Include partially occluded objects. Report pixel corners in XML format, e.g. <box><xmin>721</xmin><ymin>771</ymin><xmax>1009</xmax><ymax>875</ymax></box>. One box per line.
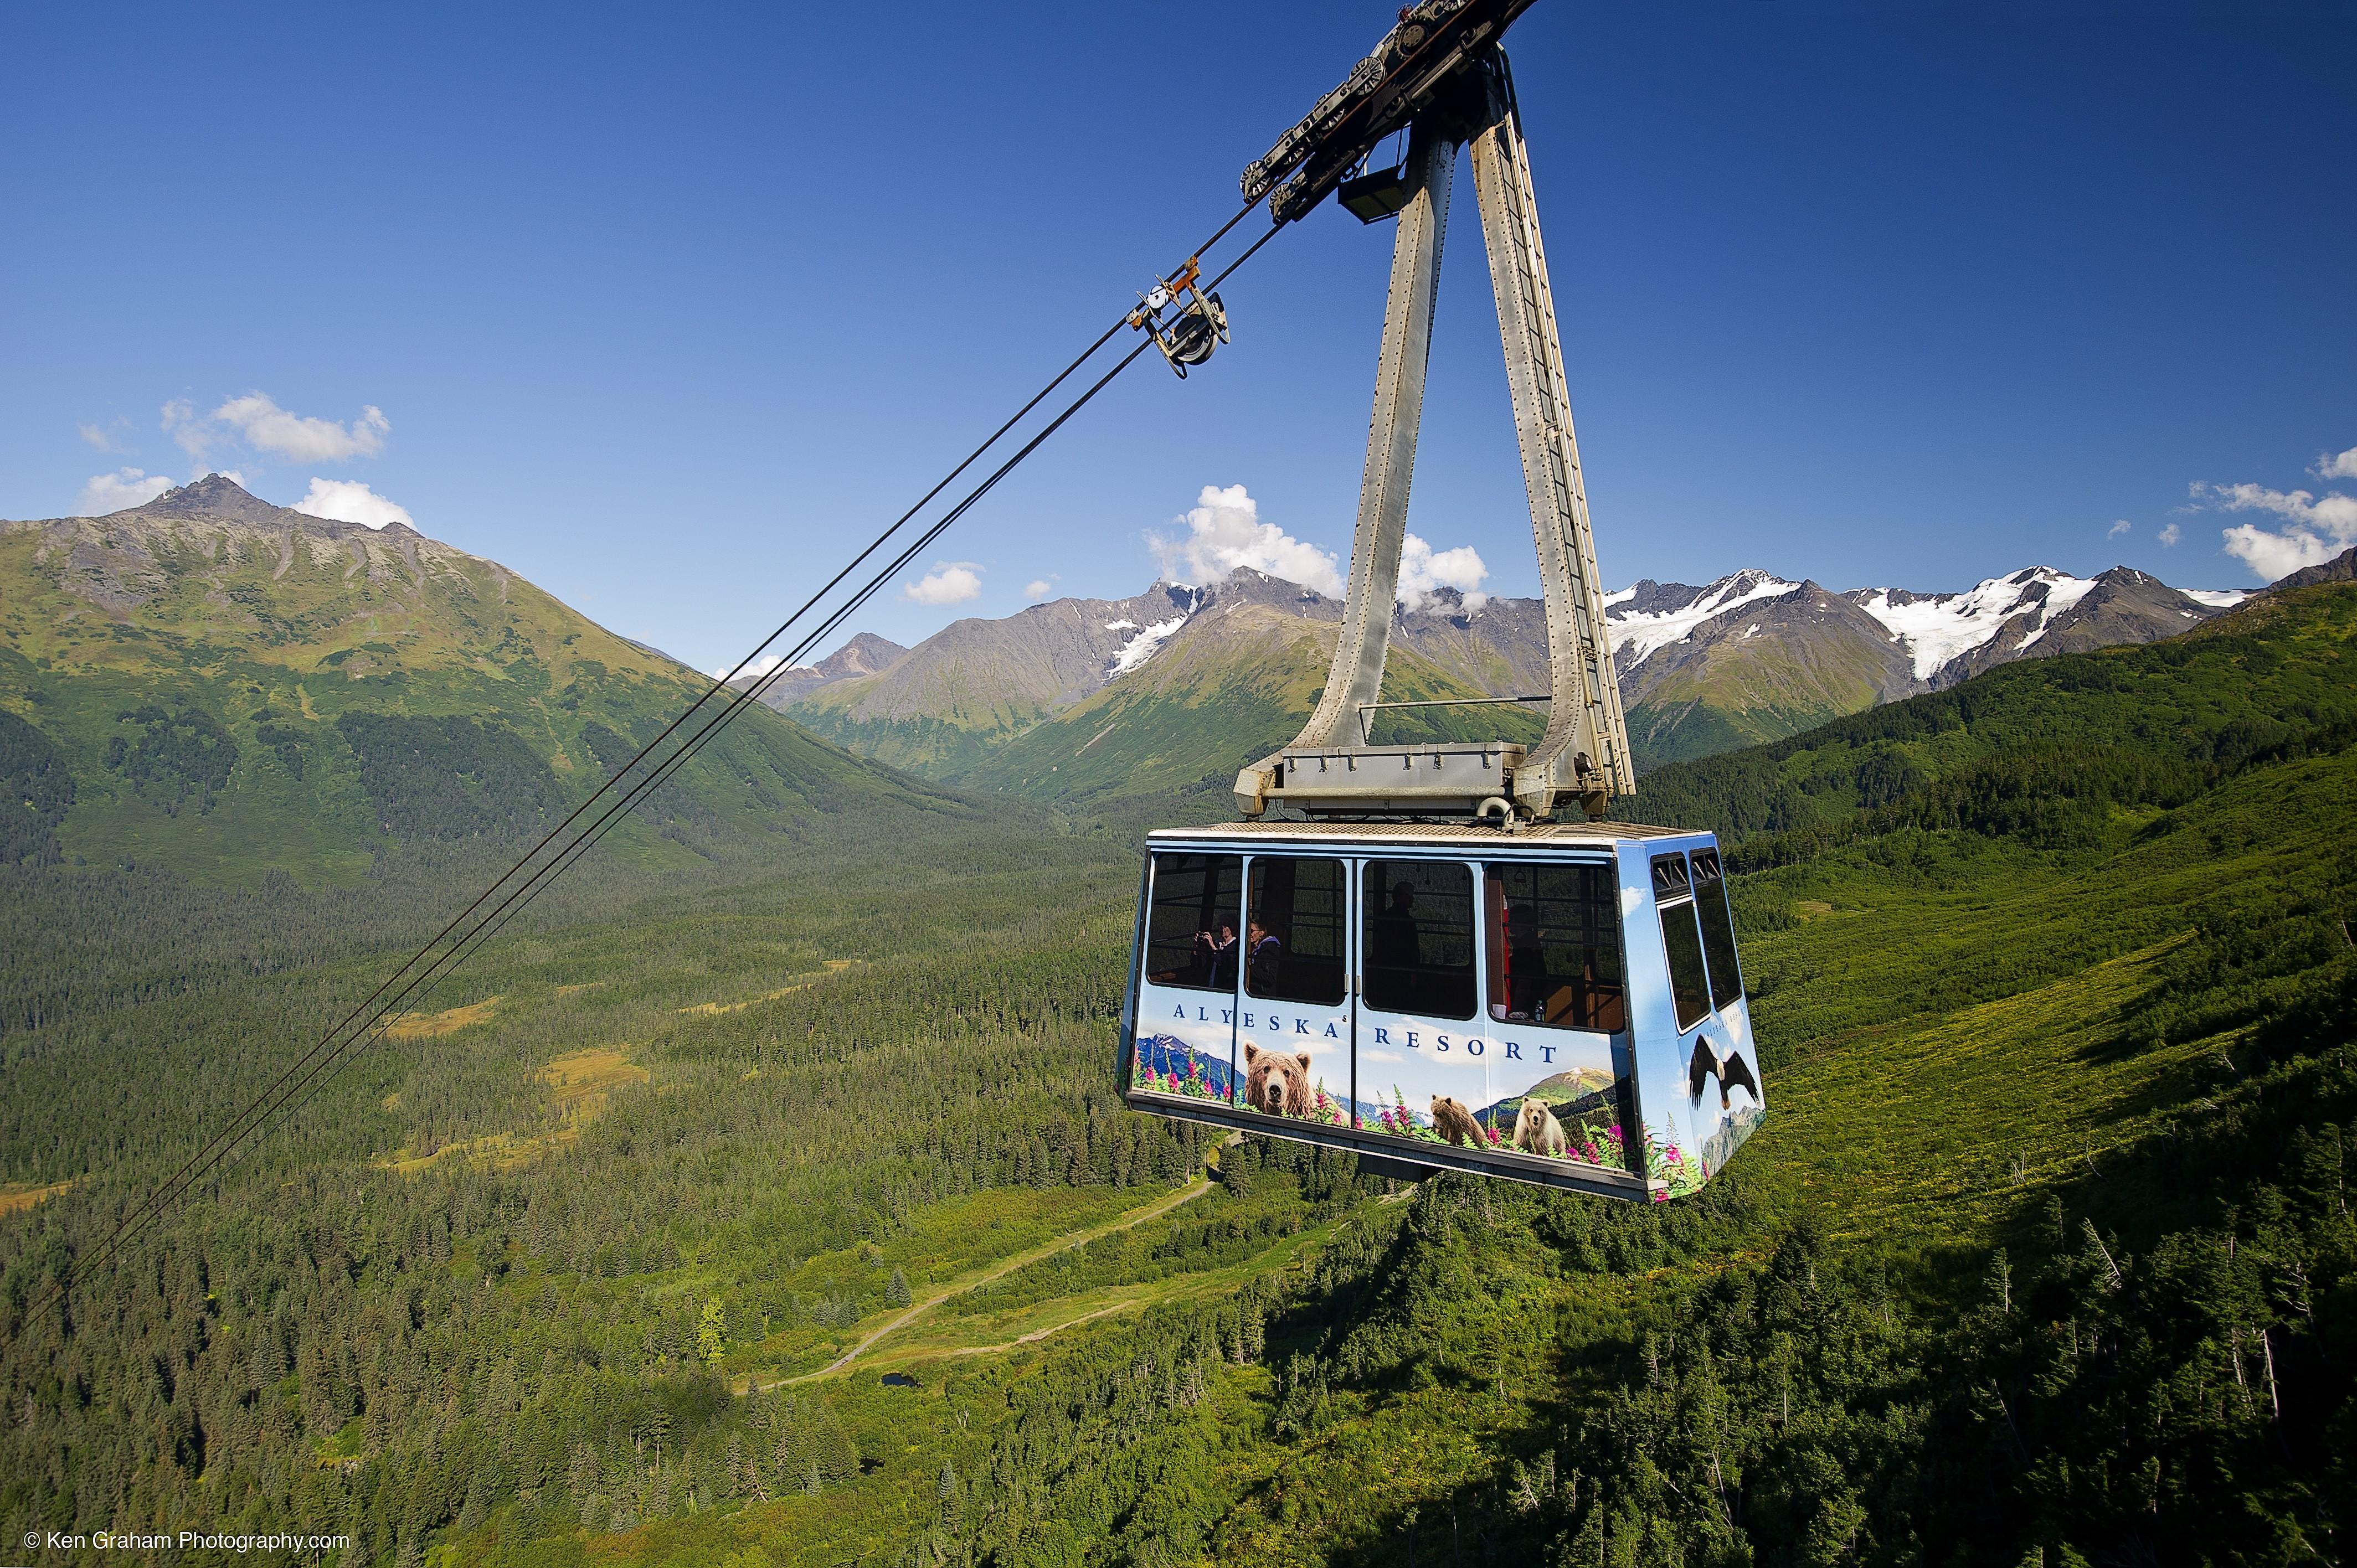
<box><xmin>2</xmin><ymin>584</ymin><xmax>2352</xmax><ymax>1567</ymax></box>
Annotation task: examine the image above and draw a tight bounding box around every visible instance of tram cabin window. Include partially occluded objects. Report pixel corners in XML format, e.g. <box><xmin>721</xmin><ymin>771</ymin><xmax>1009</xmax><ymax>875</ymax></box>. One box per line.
<box><xmin>1363</xmin><ymin>859</ymin><xmax>1476</xmax><ymax>1019</ymax></box>
<box><xmin>1689</xmin><ymin>849</ymin><xmax>1744</xmax><ymax>1010</ymax></box>
<box><xmin>1246</xmin><ymin>857</ymin><xmax>1347</xmax><ymax>1006</ymax></box>
<box><xmin>1144</xmin><ymin>853</ymin><xmax>1242</xmax><ymax>992</ymax></box>
<box><xmin>1483</xmin><ymin>861</ymin><xmax>1627</xmax><ymax>1032</ymax></box>
<box><xmin>1651</xmin><ymin>853</ymin><xmax>1713</xmax><ymax>1031</ymax></box>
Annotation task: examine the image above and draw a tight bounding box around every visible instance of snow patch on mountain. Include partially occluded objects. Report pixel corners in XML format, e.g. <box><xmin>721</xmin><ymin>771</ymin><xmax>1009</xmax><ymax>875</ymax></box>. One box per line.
<box><xmin>1604</xmin><ymin>572</ymin><xmax>1805</xmax><ymax>663</ymax></box>
<box><xmin>1108</xmin><ymin>616</ymin><xmax>1187</xmax><ymax>676</ymax></box>
<box><xmin>2182</xmin><ymin>589</ymin><xmax>2253</xmax><ymax>608</ymax></box>
<box><xmin>1851</xmin><ymin>568</ymin><xmax>2093</xmax><ymax>680</ymax></box>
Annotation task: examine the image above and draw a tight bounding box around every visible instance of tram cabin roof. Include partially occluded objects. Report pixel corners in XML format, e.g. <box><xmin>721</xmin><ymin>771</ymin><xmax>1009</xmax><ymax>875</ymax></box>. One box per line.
<box><xmin>1144</xmin><ymin>819</ymin><xmax>1707</xmax><ymax>852</ymax></box>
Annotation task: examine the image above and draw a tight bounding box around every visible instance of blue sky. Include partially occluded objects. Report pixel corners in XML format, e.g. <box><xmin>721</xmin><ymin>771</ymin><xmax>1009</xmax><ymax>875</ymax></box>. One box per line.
<box><xmin>6</xmin><ymin>1</ymin><xmax>2352</xmax><ymax>670</ymax></box>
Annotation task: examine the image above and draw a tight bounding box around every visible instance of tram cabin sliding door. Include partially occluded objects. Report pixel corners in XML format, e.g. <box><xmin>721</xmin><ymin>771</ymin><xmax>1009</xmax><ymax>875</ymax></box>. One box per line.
<box><xmin>1131</xmin><ymin>852</ymin><xmax>1242</xmax><ymax>1106</ymax></box>
<box><xmin>1349</xmin><ymin>855</ymin><xmax>1634</xmax><ymax>1172</ymax></box>
<box><xmin>1480</xmin><ymin>858</ymin><xmax>1632</xmax><ymax>1168</ymax></box>
<box><xmin>1352</xmin><ymin>858</ymin><xmax>1491</xmax><ymax>1148</ymax></box>
<box><xmin>1233</xmin><ymin>855</ymin><xmax>1352</xmax><ymax>1128</ymax></box>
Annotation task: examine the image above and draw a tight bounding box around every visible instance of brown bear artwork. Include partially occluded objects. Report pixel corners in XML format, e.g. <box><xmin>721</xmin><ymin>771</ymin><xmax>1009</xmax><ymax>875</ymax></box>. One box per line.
<box><xmin>1511</xmin><ymin>1099</ymin><xmax>1567</xmax><ymax>1157</ymax></box>
<box><xmin>1429</xmin><ymin>1094</ymin><xmax>1483</xmax><ymax>1148</ymax></box>
<box><xmin>1242</xmin><ymin>1040</ymin><xmax>1315</xmax><ymax>1118</ymax></box>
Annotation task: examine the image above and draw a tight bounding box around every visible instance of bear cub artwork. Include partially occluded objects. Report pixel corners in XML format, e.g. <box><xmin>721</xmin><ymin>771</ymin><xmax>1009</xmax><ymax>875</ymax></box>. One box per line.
<box><xmin>1242</xmin><ymin>1040</ymin><xmax>1314</xmax><ymax>1117</ymax></box>
<box><xmin>1429</xmin><ymin>1094</ymin><xmax>1483</xmax><ymax>1148</ymax></box>
<box><xmin>1512</xmin><ymin>1098</ymin><xmax>1567</xmax><ymax>1158</ymax></box>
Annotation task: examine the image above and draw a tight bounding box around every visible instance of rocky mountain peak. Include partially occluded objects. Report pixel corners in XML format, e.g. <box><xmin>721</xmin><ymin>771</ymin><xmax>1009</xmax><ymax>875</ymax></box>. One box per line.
<box><xmin>109</xmin><ymin>472</ymin><xmax>422</xmax><ymax>541</ymax></box>
<box><xmin>819</xmin><ymin>632</ymin><xmax>908</xmax><ymax>680</ymax></box>
<box><xmin>124</xmin><ymin>472</ymin><xmax>290</xmax><ymax>525</ymax></box>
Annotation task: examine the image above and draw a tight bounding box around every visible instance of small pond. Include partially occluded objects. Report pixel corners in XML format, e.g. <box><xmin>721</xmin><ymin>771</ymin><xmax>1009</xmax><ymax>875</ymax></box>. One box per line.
<box><xmin>880</xmin><ymin>1373</ymin><xmax>919</xmax><ymax>1389</ymax></box>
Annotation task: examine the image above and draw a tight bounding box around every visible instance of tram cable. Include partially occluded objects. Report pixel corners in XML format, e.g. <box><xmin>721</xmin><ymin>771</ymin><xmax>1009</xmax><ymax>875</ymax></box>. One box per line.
<box><xmin>11</xmin><ymin>203</ymin><xmax>1284</xmax><ymax>1340</ymax></box>
<box><xmin>217</xmin><ymin>336</ymin><xmax>1165</xmax><ymax>1180</ymax></box>
<box><xmin>246</xmin><ymin>219</ymin><xmax>1291</xmax><ymax>1140</ymax></box>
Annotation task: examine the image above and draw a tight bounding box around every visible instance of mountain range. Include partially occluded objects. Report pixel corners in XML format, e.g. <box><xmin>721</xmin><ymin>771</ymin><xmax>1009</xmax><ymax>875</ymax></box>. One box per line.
<box><xmin>0</xmin><ymin>472</ymin><xmax>2283</xmax><ymax>877</ymax></box>
<box><xmin>762</xmin><ymin>559</ymin><xmax>2251</xmax><ymax>792</ymax></box>
<box><xmin>0</xmin><ymin>476</ymin><xmax>954</xmax><ymax>884</ymax></box>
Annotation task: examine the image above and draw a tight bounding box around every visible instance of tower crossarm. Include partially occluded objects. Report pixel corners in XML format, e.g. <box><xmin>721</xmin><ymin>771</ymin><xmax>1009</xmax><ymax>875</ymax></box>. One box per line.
<box><xmin>1234</xmin><ymin>48</ymin><xmax>1632</xmax><ymax>825</ymax></box>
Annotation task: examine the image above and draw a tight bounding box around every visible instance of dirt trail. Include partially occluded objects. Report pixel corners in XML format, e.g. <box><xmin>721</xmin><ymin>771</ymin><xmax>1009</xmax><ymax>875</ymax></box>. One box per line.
<box><xmin>760</xmin><ymin>1177</ymin><xmax>1214</xmax><ymax>1388</ymax></box>
<box><xmin>941</xmin><ymin>1301</ymin><xmax>1134</xmax><ymax>1356</ymax></box>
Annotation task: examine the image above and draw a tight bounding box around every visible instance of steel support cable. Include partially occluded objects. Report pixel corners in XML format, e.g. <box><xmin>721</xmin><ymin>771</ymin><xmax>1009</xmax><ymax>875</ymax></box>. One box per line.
<box><xmin>375</xmin><ymin>223</ymin><xmax>1296</xmax><ymax>1008</ymax></box>
<box><xmin>181</xmin><ymin>338</ymin><xmax>1165</xmax><ymax>1207</ymax></box>
<box><xmin>12</xmin><ymin>343</ymin><xmax>1117</xmax><ymax>1324</ymax></box>
<box><xmin>434</xmin><ymin>218</ymin><xmax>1291</xmax><ymax>933</ymax></box>
<box><xmin>23</xmin><ymin>210</ymin><xmax>1291</xmax><ymax>1332</ymax></box>
<box><xmin>222</xmin><ymin>221</ymin><xmax>1295</xmax><ymax>1196</ymax></box>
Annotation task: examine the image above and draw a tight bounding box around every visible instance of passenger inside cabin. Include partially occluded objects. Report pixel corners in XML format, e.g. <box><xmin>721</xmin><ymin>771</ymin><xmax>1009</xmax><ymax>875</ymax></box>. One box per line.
<box><xmin>1196</xmin><ymin>920</ymin><xmax>1239</xmax><ymax>988</ymax></box>
<box><xmin>1500</xmin><ymin>900</ymin><xmax>1544</xmax><ymax>1020</ymax></box>
<box><xmin>1245</xmin><ymin>919</ymin><xmax>1284</xmax><ymax>990</ymax></box>
<box><xmin>1371</xmin><ymin>881</ymin><xmax>1419</xmax><ymax>972</ymax></box>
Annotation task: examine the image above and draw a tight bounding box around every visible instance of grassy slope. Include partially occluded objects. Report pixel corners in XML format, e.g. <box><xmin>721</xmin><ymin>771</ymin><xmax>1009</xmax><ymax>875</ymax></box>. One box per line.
<box><xmin>7</xmin><ymin>583</ymin><xmax>2351</xmax><ymax>1566</ymax></box>
<box><xmin>0</xmin><ymin>514</ymin><xmax>951</xmax><ymax>886</ymax></box>
<box><xmin>411</xmin><ymin>589</ymin><xmax>2355</xmax><ymax>1568</ymax></box>
<box><xmin>956</xmin><ymin>605</ymin><xmax>1544</xmax><ymax>807</ymax></box>
<box><xmin>1624</xmin><ymin>618</ymin><xmax>1901</xmax><ymax>772</ymax></box>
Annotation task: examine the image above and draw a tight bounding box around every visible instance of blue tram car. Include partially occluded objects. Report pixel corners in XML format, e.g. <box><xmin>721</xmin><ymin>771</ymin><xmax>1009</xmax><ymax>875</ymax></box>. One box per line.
<box><xmin>1117</xmin><ymin>821</ymin><xmax>1761</xmax><ymax>1200</ymax></box>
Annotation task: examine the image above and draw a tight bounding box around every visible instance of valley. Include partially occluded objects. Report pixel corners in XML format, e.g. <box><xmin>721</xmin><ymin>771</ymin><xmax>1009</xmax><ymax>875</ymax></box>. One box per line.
<box><xmin>1</xmin><ymin>476</ymin><xmax>2350</xmax><ymax>1567</ymax></box>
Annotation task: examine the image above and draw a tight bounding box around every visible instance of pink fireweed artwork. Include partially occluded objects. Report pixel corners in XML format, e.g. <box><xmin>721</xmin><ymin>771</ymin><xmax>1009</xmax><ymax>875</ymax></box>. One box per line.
<box><xmin>1143</xmin><ymin>1056</ymin><xmax>1226</xmax><ymax>1104</ymax></box>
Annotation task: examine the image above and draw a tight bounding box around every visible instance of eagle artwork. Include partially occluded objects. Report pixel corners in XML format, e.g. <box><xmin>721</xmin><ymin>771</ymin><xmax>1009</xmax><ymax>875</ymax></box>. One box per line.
<box><xmin>1687</xmin><ymin>1033</ymin><xmax>1760</xmax><ymax>1111</ymax></box>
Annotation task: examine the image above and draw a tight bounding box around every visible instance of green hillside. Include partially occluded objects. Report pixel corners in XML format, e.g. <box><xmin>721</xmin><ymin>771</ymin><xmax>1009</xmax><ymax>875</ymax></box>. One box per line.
<box><xmin>956</xmin><ymin>604</ymin><xmax>1544</xmax><ymax>809</ymax></box>
<box><xmin>0</xmin><ymin>478</ymin><xmax>963</xmax><ymax>886</ymax></box>
<box><xmin>1621</xmin><ymin>627</ymin><xmax>1900</xmax><ymax>771</ymax></box>
<box><xmin>3</xmin><ymin>580</ymin><xmax>2352</xmax><ymax>1567</ymax></box>
<box><xmin>789</xmin><ymin>689</ymin><xmax>1059</xmax><ymax>779</ymax></box>
<box><xmin>1627</xmin><ymin>581</ymin><xmax>2357</xmax><ymax>853</ymax></box>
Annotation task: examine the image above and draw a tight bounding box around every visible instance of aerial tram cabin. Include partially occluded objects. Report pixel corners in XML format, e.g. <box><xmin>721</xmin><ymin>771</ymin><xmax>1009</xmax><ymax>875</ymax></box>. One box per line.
<box><xmin>1116</xmin><ymin>4</ymin><xmax>1763</xmax><ymax>1199</ymax></box>
<box><xmin>1119</xmin><ymin>821</ymin><xmax>1758</xmax><ymax>1201</ymax></box>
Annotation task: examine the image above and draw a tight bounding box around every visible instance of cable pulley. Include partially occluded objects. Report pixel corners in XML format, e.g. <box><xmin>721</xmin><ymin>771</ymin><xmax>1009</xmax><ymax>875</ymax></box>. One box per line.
<box><xmin>1128</xmin><ymin>257</ymin><xmax>1229</xmax><ymax>376</ymax></box>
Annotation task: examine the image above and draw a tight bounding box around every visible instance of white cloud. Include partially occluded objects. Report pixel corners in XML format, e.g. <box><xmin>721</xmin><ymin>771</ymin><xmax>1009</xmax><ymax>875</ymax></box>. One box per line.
<box><xmin>1397</xmin><ymin>533</ymin><xmax>1490</xmax><ymax>611</ymax></box>
<box><xmin>78</xmin><ymin>467</ymin><xmax>174</xmax><ymax>514</ymax></box>
<box><xmin>2315</xmin><ymin>445</ymin><xmax>2357</xmax><ymax>481</ymax></box>
<box><xmin>902</xmin><ymin>563</ymin><xmax>983</xmax><ymax>605</ymax></box>
<box><xmin>1024</xmin><ymin>577</ymin><xmax>1056</xmax><ymax>601</ymax></box>
<box><xmin>2219</xmin><ymin>522</ymin><xmax>2340</xmax><ymax>580</ymax></box>
<box><xmin>2192</xmin><ymin>477</ymin><xmax>2357</xmax><ymax>581</ymax></box>
<box><xmin>163</xmin><ymin>393</ymin><xmax>389</xmax><ymax>465</ymax></box>
<box><xmin>2158</xmin><ymin>522</ymin><xmax>2182</xmax><ymax>547</ymax></box>
<box><xmin>161</xmin><ymin>399</ymin><xmax>204</xmax><ymax>458</ymax></box>
<box><xmin>78</xmin><ymin>418</ymin><xmax>131</xmax><ymax>453</ymax></box>
<box><xmin>2106</xmin><ymin>518</ymin><xmax>2130</xmax><ymax>538</ymax></box>
<box><xmin>1148</xmin><ymin>484</ymin><xmax>1343</xmax><ymax>596</ymax></box>
<box><xmin>294</xmin><ymin>477</ymin><xmax>414</xmax><ymax>530</ymax></box>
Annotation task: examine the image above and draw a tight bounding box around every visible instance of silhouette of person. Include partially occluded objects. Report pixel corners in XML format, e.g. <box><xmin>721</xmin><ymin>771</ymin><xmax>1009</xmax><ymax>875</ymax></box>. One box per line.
<box><xmin>1207</xmin><ymin>920</ymin><xmax>1239</xmax><ymax>988</ymax></box>
<box><xmin>1245</xmin><ymin>919</ymin><xmax>1284</xmax><ymax>991</ymax></box>
<box><xmin>1371</xmin><ymin>881</ymin><xmax>1419</xmax><ymax>976</ymax></box>
<box><xmin>1190</xmin><ymin>920</ymin><xmax>1236</xmax><ymax>987</ymax></box>
<box><xmin>1505</xmin><ymin>900</ymin><xmax>1545</xmax><ymax>1020</ymax></box>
